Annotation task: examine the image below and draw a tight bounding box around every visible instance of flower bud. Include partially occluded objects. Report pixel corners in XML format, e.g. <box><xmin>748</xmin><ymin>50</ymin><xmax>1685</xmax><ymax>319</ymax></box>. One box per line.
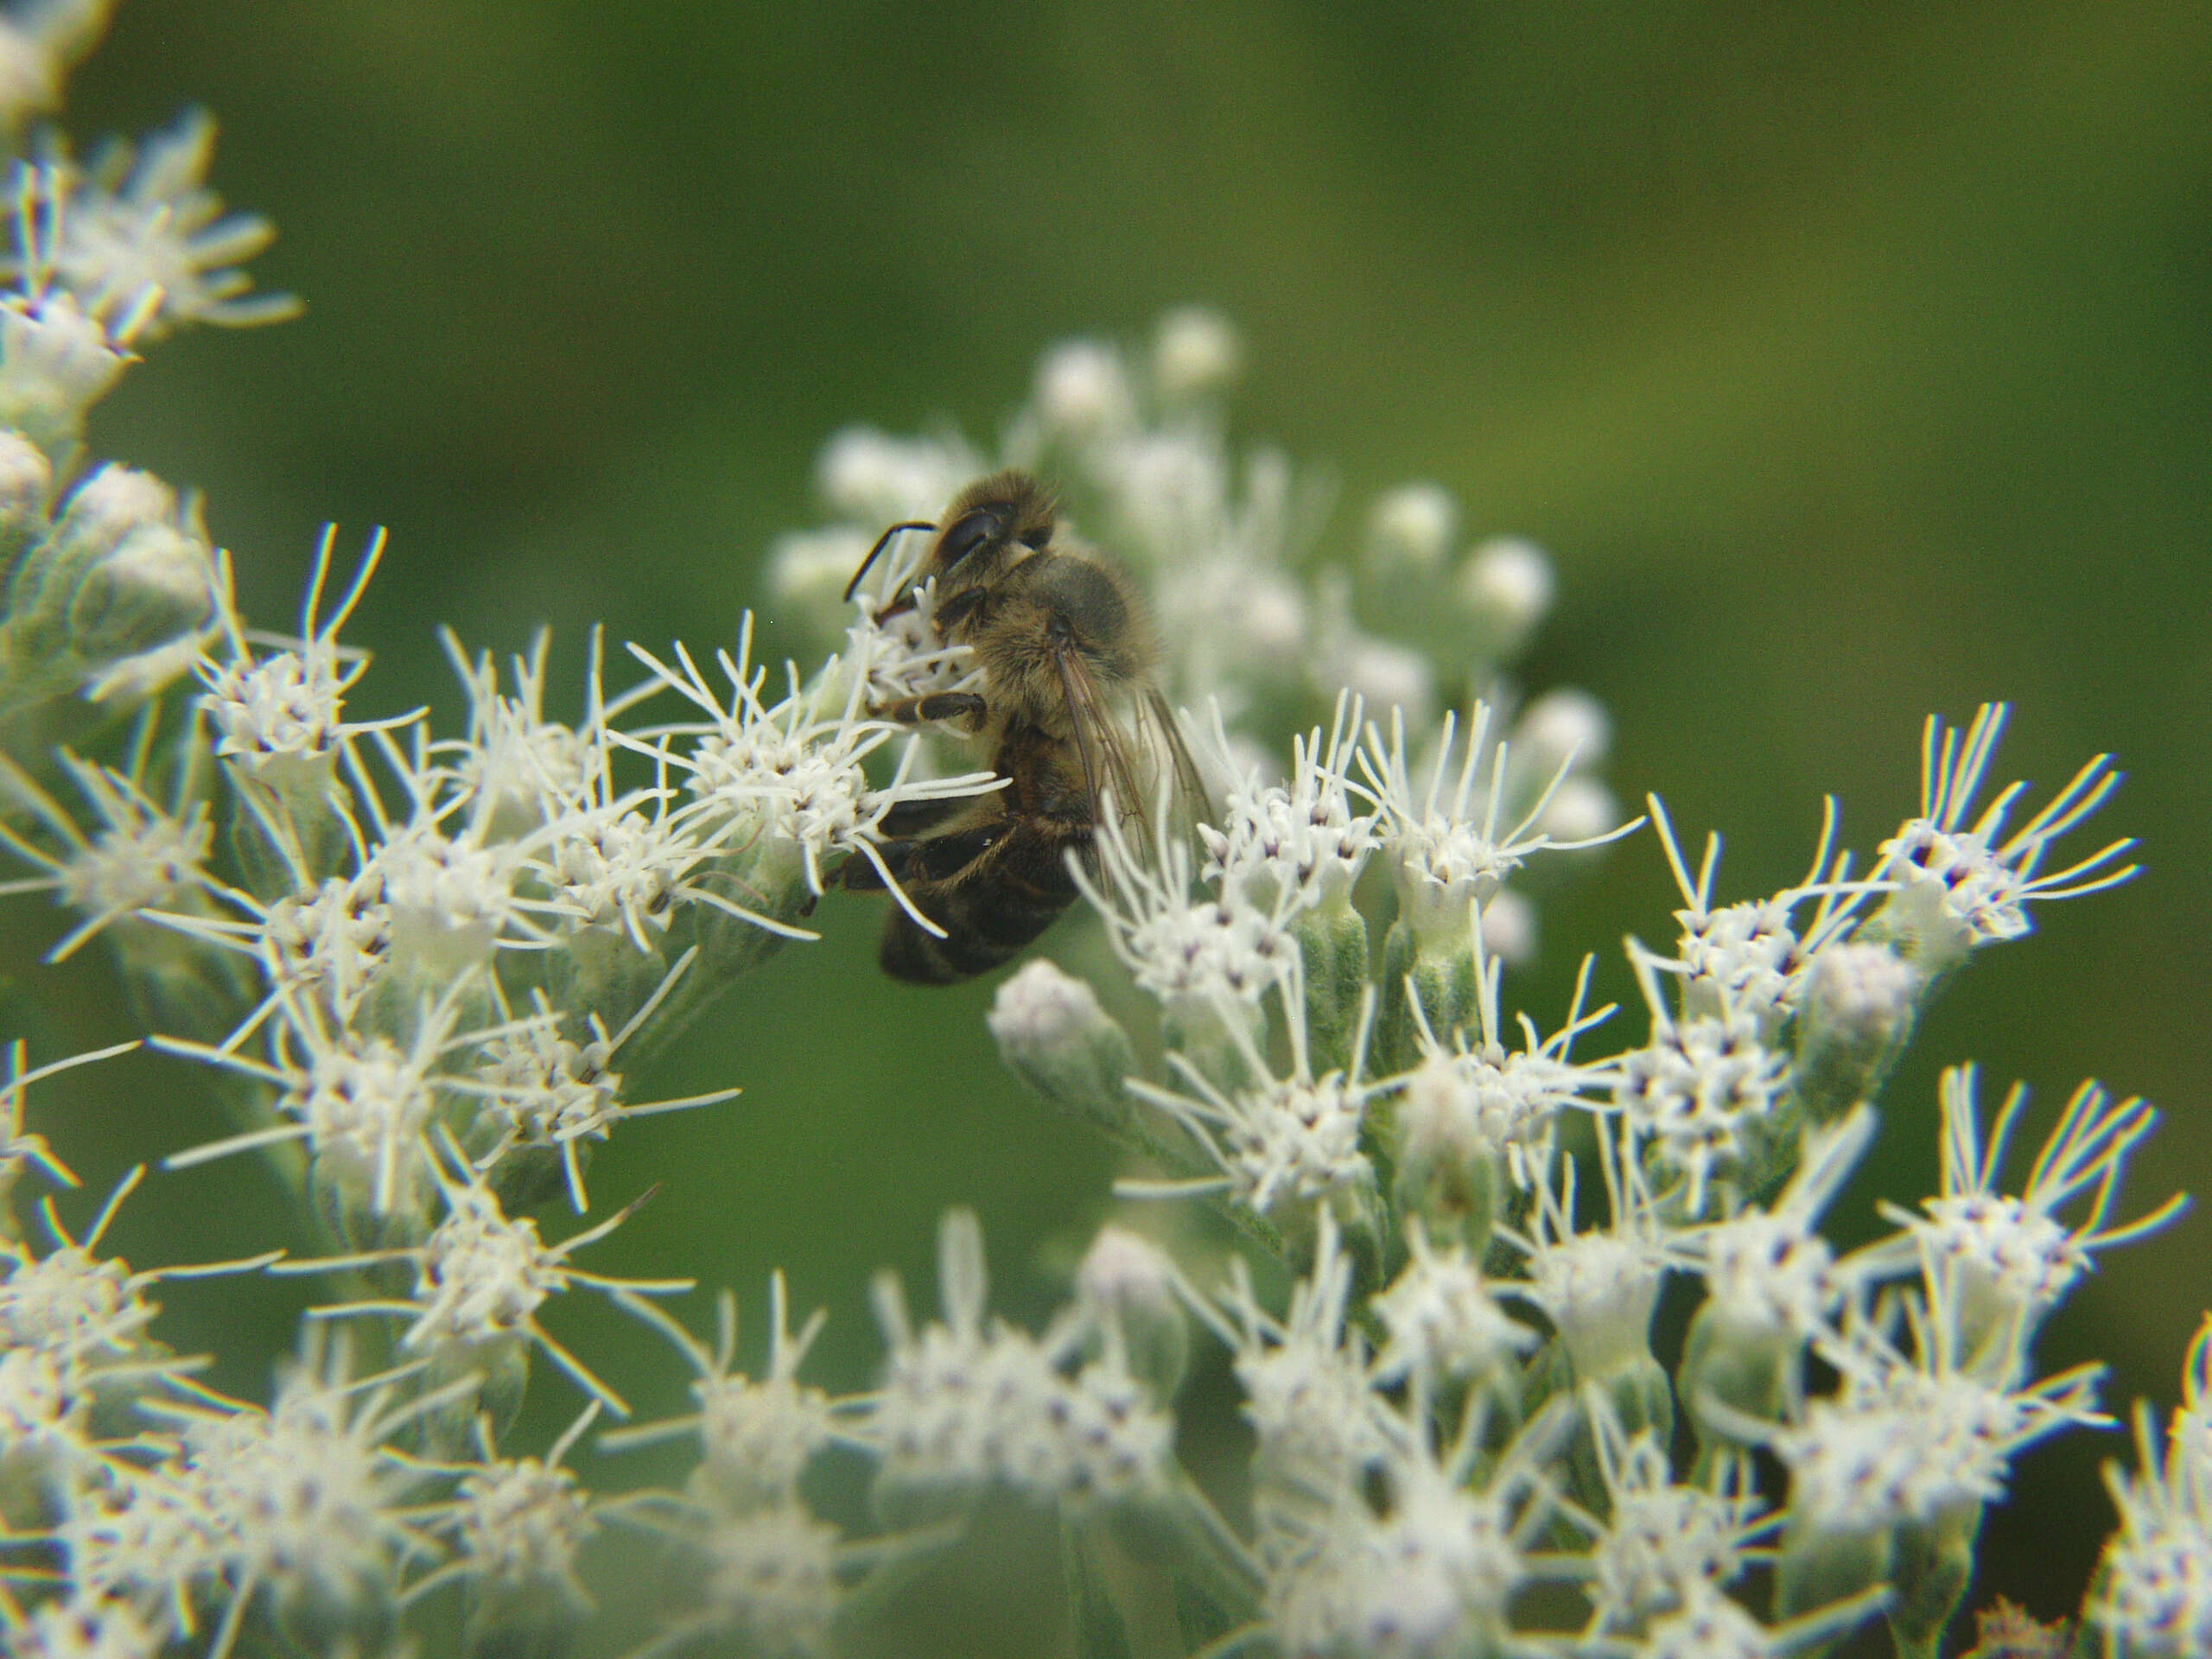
<box><xmin>1478</xmin><ymin>888</ymin><xmax>1536</xmax><ymax>967</ymax></box>
<box><xmin>1791</xmin><ymin>941</ymin><xmax>1918</xmax><ymax>1124</ymax></box>
<box><xmin>1075</xmin><ymin>1225</ymin><xmax>1188</xmax><ymax>1402</ymax></box>
<box><xmin>1035</xmin><ymin>340</ymin><xmax>1134</xmax><ymax>437</ymax></box>
<box><xmin>1151</xmin><ymin>306</ymin><xmax>1240</xmax><ymax>400</ymax></box>
<box><xmin>1391</xmin><ymin>1052</ymin><xmax>1500</xmax><ymax>1251</ymax></box>
<box><xmin>1458</xmin><ymin>535</ymin><xmax>1554</xmax><ymax>645</ymax></box>
<box><xmin>0</xmin><ymin>464</ymin><xmax>216</xmax><ymax>711</ymax></box>
<box><xmin>764</xmin><ymin>525</ymin><xmax>871</xmax><ymax>640</ymax></box>
<box><xmin>988</xmin><ymin>960</ymin><xmax>1140</xmax><ymax>1140</ymax></box>
<box><xmin>0</xmin><ymin>429</ymin><xmax>49</xmax><ymax>575</ymax></box>
<box><xmin>1325</xmin><ymin>635</ymin><xmax>1433</xmax><ymax>731</ymax></box>
<box><xmin>0</xmin><ymin>292</ymin><xmax>131</xmax><ymax>454</ymax></box>
<box><xmin>1513</xmin><ymin>687</ymin><xmax>1611</xmax><ymax>773</ymax></box>
<box><xmin>1366</xmin><ymin>482</ymin><xmax>1459</xmax><ymax>573</ymax></box>
<box><xmin>66</xmin><ymin>512</ymin><xmax>216</xmax><ymax>670</ymax></box>
<box><xmin>815</xmin><ymin>427</ymin><xmax>965</xmax><ymax>524</ymax></box>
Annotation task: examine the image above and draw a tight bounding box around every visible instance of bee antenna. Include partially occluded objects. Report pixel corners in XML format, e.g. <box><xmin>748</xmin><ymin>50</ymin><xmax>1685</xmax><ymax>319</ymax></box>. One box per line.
<box><xmin>843</xmin><ymin>519</ymin><xmax>938</xmax><ymax>603</ymax></box>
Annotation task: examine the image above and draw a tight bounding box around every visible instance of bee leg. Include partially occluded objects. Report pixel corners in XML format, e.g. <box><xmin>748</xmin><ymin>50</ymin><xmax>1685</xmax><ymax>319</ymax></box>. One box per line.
<box><xmin>871</xmin><ymin>691</ymin><xmax>988</xmax><ymax>727</ymax></box>
<box><xmin>833</xmin><ymin>823</ymin><xmax>1001</xmax><ymax>894</ymax></box>
<box><xmin>874</xmin><ymin>795</ymin><xmax>972</xmax><ymax>840</ymax></box>
<box><xmin>934</xmin><ymin>587</ymin><xmax>988</xmax><ymax>632</ymax></box>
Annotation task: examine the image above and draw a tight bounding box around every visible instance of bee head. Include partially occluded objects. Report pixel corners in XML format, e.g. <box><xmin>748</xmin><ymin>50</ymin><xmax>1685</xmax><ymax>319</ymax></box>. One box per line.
<box><xmin>925</xmin><ymin>470</ymin><xmax>1058</xmax><ymax>597</ymax></box>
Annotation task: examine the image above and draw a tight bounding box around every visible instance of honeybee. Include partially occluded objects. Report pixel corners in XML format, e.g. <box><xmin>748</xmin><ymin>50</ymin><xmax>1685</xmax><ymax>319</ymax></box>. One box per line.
<box><xmin>836</xmin><ymin>470</ymin><xmax>1204</xmax><ymax>982</ymax></box>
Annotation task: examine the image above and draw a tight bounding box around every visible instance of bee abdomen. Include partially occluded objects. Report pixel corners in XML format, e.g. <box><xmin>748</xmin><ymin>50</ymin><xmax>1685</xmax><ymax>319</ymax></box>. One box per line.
<box><xmin>877</xmin><ymin>820</ymin><xmax>1088</xmax><ymax>984</ymax></box>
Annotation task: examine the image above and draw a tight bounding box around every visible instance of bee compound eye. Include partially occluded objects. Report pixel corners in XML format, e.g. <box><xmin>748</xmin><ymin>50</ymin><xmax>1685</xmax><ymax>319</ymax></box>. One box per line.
<box><xmin>939</xmin><ymin>508</ymin><xmax>1003</xmax><ymax>570</ymax></box>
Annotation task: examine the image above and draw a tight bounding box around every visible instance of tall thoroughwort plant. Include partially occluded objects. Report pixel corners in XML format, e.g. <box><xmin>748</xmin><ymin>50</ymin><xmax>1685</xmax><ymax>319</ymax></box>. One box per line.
<box><xmin>0</xmin><ymin>10</ymin><xmax>2196</xmax><ymax>1658</ymax></box>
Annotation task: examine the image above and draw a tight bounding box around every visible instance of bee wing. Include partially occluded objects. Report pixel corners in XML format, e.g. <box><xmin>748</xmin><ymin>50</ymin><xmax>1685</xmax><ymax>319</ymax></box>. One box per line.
<box><xmin>1139</xmin><ymin>686</ymin><xmax>1217</xmax><ymax>838</ymax></box>
<box><xmin>1050</xmin><ymin>641</ymin><xmax>1152</xmax><ymax>860</ymax></box>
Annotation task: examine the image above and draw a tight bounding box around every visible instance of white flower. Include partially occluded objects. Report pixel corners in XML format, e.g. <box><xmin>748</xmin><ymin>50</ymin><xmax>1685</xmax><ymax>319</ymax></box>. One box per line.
<box><xmin>457</xmin><ymin>980</ymin><xmax>736</xmax><ymax>1213</ymax></box>
<box><xmin>1617</xmin><ymin>944</ymin><xmax>1788</xmax><ymax>1220</ymax></box>
<box><xmin>684</xmin><ymin>1506</ymin><xmax>844</xmax><ymax>1659</ymax></box>
<box><xmin>1567</xmin><ymin>1398</ymin><xmax>1770</xmax><ymax>1632</ymax></box>
<box><xmin>285</xmin><ymin>1147</ymin><xmax>690</xmax><ymax>1417</ymax></box>
<box><xmin>618</xmin><ymin>615</ymin><xmax>996</xmax><ymax>931</ymax></box>
<box><xmin>1199</xmin><ymin>1210</ymin><xmax>1390</xmax><ymax>1527</ymax></box>
<box><xmin>0</xmin><ymin>1165</ymin><xmax>270</xmax><ymax>1418</ymax></box>
<box><xmin>89</xmin><ymin>1330</ymin><xmax>471</xmax><ymax>1651</ymax></box>
<box><xmin>863</xmin><ymin>1211</ymin><xmax>1174</xmax><ymax>1506</ymax></box>
<box><xmin>39</xmin><ymin>111</ymin><xmax>297</xmax><ymax>337</ymax></box>
<box><xmin>160</xmin><ymin>981</ymin><xmax>480</xmax><ymax>1220</ymax></box>
<box><xmin>1034</xmin><ymin>337</ymin><xmax>1135</xmax><ymax>435</ymax></box>
<box><xmin>1872</xmin><ymin>702</ymin><xmax>2136</xmax><ymax>954</ymax></box>
<box><xmin>1262</xmin><ymin>1403</ymin><xmax>1558</xmax><ymax>1659</ymax></box>
<box><xmin>434</xmin><ymin>626</ymin><xmax>593</xmax><ymax>834</ymax></box>
<box><xmin>238</xmin><ymin>873</ymin><xmax>391</xmax><ymax>1029</ymax></box>
<box><xmin>1770</xmin><ymin>1273</ymin><xmax>2107</xmax><ymax>1534</ymax></box>
<box><xmin>1196</xmin><ymin>691</ymin><xmax>1379</xmax><ymax>912</ymax></box>
<box><xmin>1366</xmin><ymin>482</ymin><xmax>1458</xmax><ymax>571</ymax></box>
<box><xmin>1360</xmin><ymin>702</ymin><xmax>1634</xmax><ymax>948</ymax></box>
<box><xmin>1499</xmin><ymin>1120</ymin><xmax>1667</xmax><ymax>1388</ymax></box>
<box><xmin>601</xmin><ymin>1276</ymin><xmax>837</xmax><ymax>1516</ymax></box>
<box><xmin>1399</xmin><ymin>943</ymin><xmax>1618</xmax><ymax>1197</ymax></box>
<box><xmin>814</xmin><ymin>424</ymin><xmax>978</xmax><ymax>524</ymax></box>
<box><xmin>1632</xmin><ymin>1584</ymin><xmax>1885</xmax><ymax>1659</ymax></box>
<box><xmin>1682</xmin><ymin>1106</ymin><xmax>1875</xmax><ymax>1346</ymax></box>
<box><xmin>0</xmin><ymin>1</ymin><xmax>109</xmax><ymax>133</ymax></box>
<box><xmin>1369</xmin><ymin>1222</ymin><xmax>1535</xmax><ymax>1389</ymax></box>
<box><xmin>1643</xmin><ymin>793</ymin><xmax>1872</xmax><ymax>1032</ymax></box>
<box><xmin>196</xmin><ymin>526</ymin><xmax>412</xmax><ymax>792</ymax></box>
<box><xmin>407</xmin><ymin>1404</ymin><xmax>601</xmax><ymax>1611</ymax></box>
<box><xmin>5</xmin><ymin>1592</ymin><xmax>166</xmax><ymax>1659</ymax></box>
<box><xmin>1859</xmin><ymin>1065</ymin><xmax>2184</xmax><ymax>1376</ymax></box>
<box><xmin>1073</xmin><ymin>786</ymin><xmax>1301</xmax><ymax>1019</ymax></box>
<box><xmin>369</xmin><ymin>817</ymin><xmax>524</xmax><ymax>978</ymax></box>
<box><xmin>0</xmin><ymin>741</ymin><xmax>216</xmax><ymax>962</ymax></box>
<box><xmin>0</xmin><ymin>278</ymin><xmax>130</xmax><ymax>441</ymax></box>
<box><xmin>2091</xmin><ymin>1322</ymin><xmax>2212</xmax><ymax>1658</ymax></box>
<box><xmin>1459</xmin><ymin>535</ymin><xmax>1554</xmax><ymax>635</ymax></box>
<box><xmin>1121</xmin><ymin>979</ymin><xmax>1382</xmax><ymax>1224</ymax></box>
<box><xmin>1151</xmin><ymin>305</ymin><xmax>1241</xmax><ymax>399</ymax></box>
<box><xmin>836</xmin><ymin>544</ymin><xmax>982</xmax><ymax>709</ymax></box>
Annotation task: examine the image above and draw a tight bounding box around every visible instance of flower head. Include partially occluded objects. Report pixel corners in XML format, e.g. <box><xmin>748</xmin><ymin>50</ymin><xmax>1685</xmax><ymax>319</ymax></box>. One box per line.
<box><xmin>1872</xmin><ymin>703</ymin><xmax>2136</xmax><ymax>959</ymax></box>
<box><xmin>1360</xmin><ymin>702</ymin><xmax>1634</xmax><ymax>950</ymax></box>
<box><xmin>37</xmin><ymin>111</ymin><xmax>297</xmax><ymax>338</ymax></box>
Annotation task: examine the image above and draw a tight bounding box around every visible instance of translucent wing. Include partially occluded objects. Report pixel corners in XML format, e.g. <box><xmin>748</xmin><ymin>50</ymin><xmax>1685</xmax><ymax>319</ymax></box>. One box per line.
<box><xmin>1051</xmin><ymin>639</ymin><xmax>1150</xmax><ymax>859</ymax></box>
<box><xmin>1052</xmin><ymin>641</ymin><xmax>1214</xmax><ymax>874</ymax></box>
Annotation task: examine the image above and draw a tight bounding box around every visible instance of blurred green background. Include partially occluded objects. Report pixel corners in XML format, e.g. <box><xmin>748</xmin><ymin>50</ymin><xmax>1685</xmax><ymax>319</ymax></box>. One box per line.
<box><xmin>10</xmin><ymin>0</ymin><xmax>2206</xmax><ymax>1647</ymax></box>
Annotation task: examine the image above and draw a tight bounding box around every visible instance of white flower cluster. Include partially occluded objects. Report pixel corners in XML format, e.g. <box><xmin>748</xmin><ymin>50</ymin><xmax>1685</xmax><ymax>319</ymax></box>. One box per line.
<box><xmin>983</xmin><ymin>690</ymin><xmax>2169</xmax><ymax>1657</ymax></box>
<box><xmin>0</xmin><ymin>16</ymin><xmax>2190</xmax><ymax>1658</ymax></box>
